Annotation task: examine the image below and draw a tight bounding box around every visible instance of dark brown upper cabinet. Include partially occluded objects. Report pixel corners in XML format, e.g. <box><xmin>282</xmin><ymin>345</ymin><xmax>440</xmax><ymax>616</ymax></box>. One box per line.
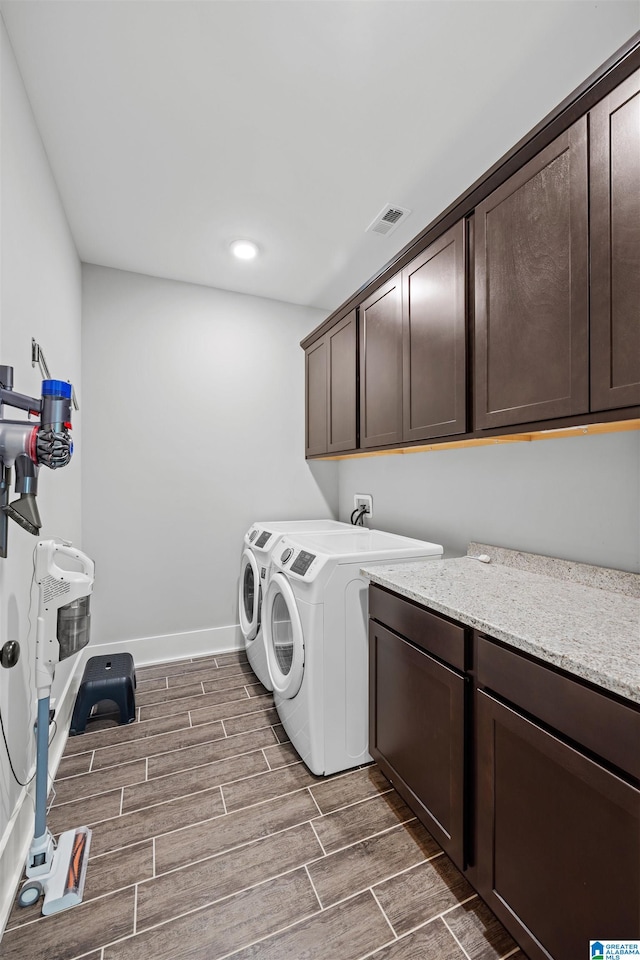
<box><xmin>326</xmin><ymin>311</ymin><xmax>357</xmax><ymax>453</ymax></box>
<box><xmin>590</xmin><ymin>67</ymin><xmax>640</xmax><ymax>412</ymax></box>
<box><xmin>304</xmin><ymin>46</ymin><xmax>640</xmax><ymax>456</ymax></box>
<box><xmin>474</xmin><ymin>118</ymin><xmax>589</xmax><ymax>430</ymax></box>
<box><xmin>304</xmin><ymin>310</ymin><xmax>357</xmax><ymax>457</ymax></box>
<box><xmin>305</xmin><ymin>336</ymin><xmax>328</xmax><ymax>457</ymax></box>
<box><xmin>359</xmin><ymin>277</ymin><xmax>403</xmax><ymax>448</ymax></box>
<box><xmin>359</xmin><ymin>221</ymin><xmax>467</xmax><ymax>450</ymax></box>
<box><xmin>402</xmin><ymin>220</ymin><xmax>467</xmax><ymax>441</ymax></box>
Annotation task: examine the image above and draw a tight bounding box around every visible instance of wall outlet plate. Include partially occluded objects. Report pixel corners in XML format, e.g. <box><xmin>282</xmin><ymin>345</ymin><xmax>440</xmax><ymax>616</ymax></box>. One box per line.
<box><xmin>354</xmin><ymin>494</ymin><xmax>373</xmax><ymax>518</ymax></box>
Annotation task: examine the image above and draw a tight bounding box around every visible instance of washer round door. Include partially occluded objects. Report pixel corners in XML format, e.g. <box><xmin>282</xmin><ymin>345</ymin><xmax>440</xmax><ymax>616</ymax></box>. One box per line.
<box><xmin>264</xmin><ymin>572</ymin><xmax>304</xmax><ymax>698</ymax></box>
<box><xmin>238</xmin><ymin>548</ymin><xmax>261</xmax><ymax>641</ymax></box>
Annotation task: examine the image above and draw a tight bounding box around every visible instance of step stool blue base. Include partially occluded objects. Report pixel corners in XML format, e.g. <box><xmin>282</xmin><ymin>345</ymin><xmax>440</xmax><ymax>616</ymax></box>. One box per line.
<box><xmin>70</xmin><ymin>653</ymin><xmax>136</xmax><ymax>735</ymax></box>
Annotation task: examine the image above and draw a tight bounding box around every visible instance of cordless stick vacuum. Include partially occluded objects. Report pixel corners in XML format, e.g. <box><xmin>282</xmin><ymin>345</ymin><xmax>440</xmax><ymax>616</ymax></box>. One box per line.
<box><xmin>0</xmin><ymin>365</ymin><xmax>75</xmax><ymax>558</ymax></box>
<box><xmin>18</xmin><ymin>539</ymin><xmax>95</xmax><ymax>915</ymax></box>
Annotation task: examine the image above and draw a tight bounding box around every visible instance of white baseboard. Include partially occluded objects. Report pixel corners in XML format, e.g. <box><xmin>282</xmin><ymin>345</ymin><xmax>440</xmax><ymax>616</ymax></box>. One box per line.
<box><xmin>0</xmin><ymin>622</ymin><xmax>243</xmax><ymax>938</ymax></box>
<box><xmin>0</xmin><ymin>659</ymin><xmax>82</xmax><ymax>939</ymax></box>
<box><xmin>81</xmin><ymin>623</ymin><xmax>244</xmax><ymax>668</ymax></box>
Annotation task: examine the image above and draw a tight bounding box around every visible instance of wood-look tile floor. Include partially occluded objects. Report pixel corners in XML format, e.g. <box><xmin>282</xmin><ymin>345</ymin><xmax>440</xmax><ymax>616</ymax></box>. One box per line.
<box><xmin>1</xmin><ymin>651</ymin><xmax>528</xmax><ymax>960</ymax></box>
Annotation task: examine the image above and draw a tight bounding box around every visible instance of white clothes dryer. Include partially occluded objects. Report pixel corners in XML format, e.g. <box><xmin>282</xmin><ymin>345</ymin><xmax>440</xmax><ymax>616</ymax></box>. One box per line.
<box><xmin>263</xmin><ymin>529</ymin><xmax>443</xmax><ymax>775</ymax></box>
<box><xmin>239</xmin><ymin>519</ymin><xmax>351</xmax><ymax>689</ymax></box>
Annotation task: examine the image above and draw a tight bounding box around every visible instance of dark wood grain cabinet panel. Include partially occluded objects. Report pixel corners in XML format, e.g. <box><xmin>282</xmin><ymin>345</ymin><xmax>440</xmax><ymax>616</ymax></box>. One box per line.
<box><xmin>359</xmin><ymin>220</ymin><xmax>467</xmax><ymax>450</ymax></box>
<box><xmin>590</xmin><ymin>68</ymin><xmax>640</xmax><ymax>411</ymax></box>
<box><xmin>369</xmin><ymin>584</ymin><xmax>466</xmax><ymax>672</ymax></box>
<box><xmin>359</xmin><ymin>277</ymin><xmax>403</xmax><ymax>448</ymax></box>
<box><xmin>327</xmin><ymin>310</ymin><xmax>357</xmax><ymax>453</ymax></box>
<box><xmin>369</xmin><ymin>619</ymin><xmax>466</xmax><ymax>868</ymax></box>
<box><xmin>474</xmin><ymin>118</ymin><xmax>589</xmax><ymax>429</ymax></box>
<box><xmin>476</xmin><ymin>633</ymin><xmax>640</xmax><ymax>779</ymax></box>
<box><xmin>476</xmin><ymin>689</ymin><xmax>640</xmax><ymax>960</ymax></box>
<box><xmin>305</xmin><ymin>310</ymin><xmax>357</xmax><ymax>456</ymax></box>
<box><xmin>305</xmin><ymin>337</ymin><xmax>328</xmax><ymax>456</ymax></box>
<box><xmin>402</xmin><ymin>220</ymin><xmax>467</xmax><ymax>441</ymax></box>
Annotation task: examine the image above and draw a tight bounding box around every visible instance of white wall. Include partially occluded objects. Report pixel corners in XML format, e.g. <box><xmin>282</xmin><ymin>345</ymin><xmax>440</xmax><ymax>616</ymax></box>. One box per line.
<box><xmin>338</xmin><ymin>431</ymin><xmax>640</xmax><ymax>573</ymax></box>
<box><xmin>81</xmin><ymin>265</ymin><xmax>337</xmax><ymax>656</ymax></box>
<box><xmin>0</xmin><ymin>16</ymin><xmax>83</xmax><ymax>931</ymax></box>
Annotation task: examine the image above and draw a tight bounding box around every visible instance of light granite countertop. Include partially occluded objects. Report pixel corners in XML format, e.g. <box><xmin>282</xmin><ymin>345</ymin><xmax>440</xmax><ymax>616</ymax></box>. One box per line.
<box><xmin>361</xmin><ymin>543</ymin><xmax>640</xmax><ymax>705</ymax></box>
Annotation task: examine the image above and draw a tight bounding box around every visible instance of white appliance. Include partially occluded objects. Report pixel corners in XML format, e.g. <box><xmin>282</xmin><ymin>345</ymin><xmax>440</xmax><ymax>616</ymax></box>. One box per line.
<box><xmin>263</xmin><ymin>528</ymin><xmax>443</xmax><ymax>775</ymax></box>
<box><xmin>238</xmin><ymin>519</ymin><xmax>351</xmax><ymax>688</ymax></box>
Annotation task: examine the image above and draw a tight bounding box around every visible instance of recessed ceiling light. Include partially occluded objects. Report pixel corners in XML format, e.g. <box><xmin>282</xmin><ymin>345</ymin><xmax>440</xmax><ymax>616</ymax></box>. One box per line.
<box><xmin>230</xmin><ymin>239</ymin><xmax>259</xmax><ymax>261</ymax></box>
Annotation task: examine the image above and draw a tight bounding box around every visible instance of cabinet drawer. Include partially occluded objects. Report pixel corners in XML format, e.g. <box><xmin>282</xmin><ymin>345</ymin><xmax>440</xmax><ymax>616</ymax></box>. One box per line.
<box><xmin>369</xmin><ymin>585</ymin><xmax>466</xmax><ymax>671</ymax></box>
<box><xmin>477</xmin><ymin>635</ymin><xmax>640</xmax><ymax>779</ymax></box>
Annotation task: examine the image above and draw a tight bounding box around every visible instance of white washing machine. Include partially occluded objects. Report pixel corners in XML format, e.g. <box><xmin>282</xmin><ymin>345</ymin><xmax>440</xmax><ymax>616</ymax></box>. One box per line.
<box><xmin>263</xmin><ymin>528</ymin><xmax>443</xmax><ymax>775</ymax></box>
<box><xmin>238</xmin><ymin>520</ymin><xmax>351</xmax><ymax>688</ymax></box>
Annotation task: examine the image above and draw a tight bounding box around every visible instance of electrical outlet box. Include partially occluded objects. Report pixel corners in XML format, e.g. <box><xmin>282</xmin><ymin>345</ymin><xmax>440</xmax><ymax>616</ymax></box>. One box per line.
<box><xmin>353</xmin><ymin>494</ymin><xmax>373</xmax><ymax>518</ymax></box>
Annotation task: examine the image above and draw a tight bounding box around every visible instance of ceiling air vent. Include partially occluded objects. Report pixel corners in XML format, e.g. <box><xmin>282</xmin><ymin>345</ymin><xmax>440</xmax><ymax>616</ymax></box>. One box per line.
<box><xmin>366</xmin><ymin>204</ymin><xmax>411</xmax><ymax>237</ymax></box>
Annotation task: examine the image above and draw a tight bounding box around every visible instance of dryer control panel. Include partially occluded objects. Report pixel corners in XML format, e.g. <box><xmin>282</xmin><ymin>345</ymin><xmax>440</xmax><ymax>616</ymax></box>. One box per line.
<box><xmin>274</xmin><ymin>538</ymin><xmax>324</xmax><ymax>580</ymax></box>
<box><xmin>290</xmin><ymin>550</ymin><xmax>315</xmax><ymax>576</ymax></box>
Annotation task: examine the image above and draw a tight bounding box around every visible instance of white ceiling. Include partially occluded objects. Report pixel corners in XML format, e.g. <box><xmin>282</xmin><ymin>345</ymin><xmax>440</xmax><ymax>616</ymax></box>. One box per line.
<box><xmin>1</xmin><ymin>2</ymin><xmax>639</xmax><ymax>314</ymax></box>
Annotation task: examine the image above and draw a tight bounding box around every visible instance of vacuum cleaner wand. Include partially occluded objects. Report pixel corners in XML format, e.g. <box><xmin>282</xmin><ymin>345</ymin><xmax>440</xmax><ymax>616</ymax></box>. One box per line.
<box><xmin>0</xmin><ymin>366</ymin><xmax>74</xmax><ymax>554</ymax></box>
<box><xmin>19</xmin><ymin>540</ymin><xmax>95</xmax><ymax>916</ymax></box>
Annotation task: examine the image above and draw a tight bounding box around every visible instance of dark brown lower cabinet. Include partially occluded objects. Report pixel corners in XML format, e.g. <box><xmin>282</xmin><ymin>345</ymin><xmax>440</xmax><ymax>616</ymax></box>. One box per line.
<box><xmin>369</xmin><ymin>585</ymin><xmax>640</xmax><ymax>960</ymax></box>
<box><xmin>476</xmin><ymin>689</ymin><xmax>640</xmax><ymax>960</ymax></box>
<box><xmin>369</xmin><ymin>613</ymin><xmax>466</xmax><ymax>868</ymax></box>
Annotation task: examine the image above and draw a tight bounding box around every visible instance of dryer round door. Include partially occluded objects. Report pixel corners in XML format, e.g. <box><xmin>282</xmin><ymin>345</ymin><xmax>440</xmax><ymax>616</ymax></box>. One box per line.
<box><xmin>238</xmin><ymin>548</ymin><xmax>261</xmax><ymax>641</ymax></box>
<box><xmin>264</xmin><ymin>572</ymin><xmax>304</xmax><ymax>698</ymax></box>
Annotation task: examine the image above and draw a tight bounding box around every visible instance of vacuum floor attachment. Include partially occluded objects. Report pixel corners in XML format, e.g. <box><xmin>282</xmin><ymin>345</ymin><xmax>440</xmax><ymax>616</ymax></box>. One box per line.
<box><xmin>20</xmin><ymin>826</ymin><xmax>92</xmax><ymax>915</ymax></box>
<box><xmin>3</xmin><ymin>492</ymin><xmax>42</xmax><ymax>536</ymax></box>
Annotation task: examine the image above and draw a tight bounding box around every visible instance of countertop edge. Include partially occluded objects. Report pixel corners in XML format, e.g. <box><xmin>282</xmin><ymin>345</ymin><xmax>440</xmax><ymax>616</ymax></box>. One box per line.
<box><xmin>363</xmin><ymin>566</ymin><xmax>640</xmax><ymax>706</ymax></box>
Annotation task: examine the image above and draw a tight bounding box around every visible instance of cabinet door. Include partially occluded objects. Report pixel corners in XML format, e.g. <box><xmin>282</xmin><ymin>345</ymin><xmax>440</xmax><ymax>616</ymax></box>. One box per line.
<box><xmin>369</xmin><ymin>620</ymin><xmax>466</xmax><ymax>867</ymax></box>
<box><xmin>591</xmin><ymin>68</ymin><xmax>640</xmax><ymax>411</ymax></box>
<box><xmin>305</xmin><ymin>337</ymin><xmax>328</xmax><ymax>456</ymax></box>
<box><xmin>327</xmin><ymin>310</ymin><xmax>357</xmax><ymax>453</ymax></box>
<box><xmin>402</xmin><ymin>220</ymin><xmax>467</xmax><ymax>441</ymax></box>
<box><xmin>474</xmin><ymin>118</ymin><xmax>589</xmax><ymax>429</ymax></box>
<box><xmin>476</xmin><ymin>690</ymin><xmax>640</xmax><ymax>960</ymax></box>
<box><xmin>359</xmin><ymin>277</ymin><xmax>403</xmax><ymax>448</ymax></box>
